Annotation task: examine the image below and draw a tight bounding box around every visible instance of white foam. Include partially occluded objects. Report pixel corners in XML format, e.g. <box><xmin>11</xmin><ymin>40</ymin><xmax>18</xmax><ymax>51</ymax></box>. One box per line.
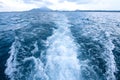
<box><xmin>80</xmin><ymin>23</ymin><xmax>117</xmax><ymax>80</ymax></box>
<box><xmin>102</xmin><ymin>33</ymin><xmax>117</xmax><ymax>80</ymax></box>
<box><xmin>31</xmin><ymin>41</ymin><xmax>39</xmax><ymax>54</ymax></box>
<box><xmin>5</xmin><ymin>40</ymin><xmax>20</xmax><ymax>80</ymax></box>
<box><xmin>45</xmin><ymin>14</ymin><xmax>81</xmax><ymax>80</ymax></box>
<box><xmin>5</xmin><ymin>40</ymin><xmax>48</xmax><ymax>80</ymax></box>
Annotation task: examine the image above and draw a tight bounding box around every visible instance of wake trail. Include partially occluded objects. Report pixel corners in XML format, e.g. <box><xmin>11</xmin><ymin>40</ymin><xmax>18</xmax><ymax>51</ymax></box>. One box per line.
<box><xmin>45</xmin><ymin>14</ymin><xmax>81</xmax><ymax>80</ymax></box>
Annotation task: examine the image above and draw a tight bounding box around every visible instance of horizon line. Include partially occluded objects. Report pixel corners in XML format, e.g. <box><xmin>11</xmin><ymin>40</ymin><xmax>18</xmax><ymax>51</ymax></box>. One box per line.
<box><xmin>1</xmin><ymin>10</ymin><xmax>120</xmax><ymax>13</ymax></box>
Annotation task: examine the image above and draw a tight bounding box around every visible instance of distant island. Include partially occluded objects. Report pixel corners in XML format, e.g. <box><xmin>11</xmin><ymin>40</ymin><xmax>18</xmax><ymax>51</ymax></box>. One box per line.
<box><xmin>29</xmin><ymin>7</ymin><xmax>53</xmax><ymax>12</ymax></box>
<box><xmin>75</xmin><ymin>10</ymin><xmax>120</xmax><ymax>12</ymax></box>
<box><xmin>29</xmin><ymin>7</ymin><xmax>120</xmax><ymax>12</ymax></box>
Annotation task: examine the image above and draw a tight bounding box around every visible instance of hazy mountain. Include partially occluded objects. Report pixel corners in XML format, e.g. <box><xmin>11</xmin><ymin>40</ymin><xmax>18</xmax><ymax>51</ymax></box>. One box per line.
<box><xmin>30</xmin><ymin>7</ymin><xmax>53</xmax><ymax>12</ymax></box>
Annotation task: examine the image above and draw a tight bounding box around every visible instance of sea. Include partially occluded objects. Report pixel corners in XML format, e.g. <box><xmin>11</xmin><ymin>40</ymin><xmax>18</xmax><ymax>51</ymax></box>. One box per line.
<box><xmin>0</xmin><ymin>11</ymin><xmax>120</xmax><ymax>80</ymax></box>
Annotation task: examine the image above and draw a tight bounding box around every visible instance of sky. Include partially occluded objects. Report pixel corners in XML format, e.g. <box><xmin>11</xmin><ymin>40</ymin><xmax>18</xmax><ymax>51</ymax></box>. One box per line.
<box><xmin>0</xmin><ymin>0</ymin><xmax>120</xmax><ymax>12</ymax></box>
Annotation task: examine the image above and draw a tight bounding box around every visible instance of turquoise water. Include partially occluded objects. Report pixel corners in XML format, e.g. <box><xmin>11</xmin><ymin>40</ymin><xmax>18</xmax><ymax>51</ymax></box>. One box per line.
<box><xmin>0</xmin><ymin>11</ymin><xmax>120</xmax><ymax>80</ymax></box>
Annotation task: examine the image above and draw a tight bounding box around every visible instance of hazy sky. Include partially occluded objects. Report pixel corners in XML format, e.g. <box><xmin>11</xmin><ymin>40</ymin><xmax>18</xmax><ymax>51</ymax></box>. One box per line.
<box><xmin>0</xmin><ymin>0</ymin><xmax>120</xmax><ymax>12</ymax></box>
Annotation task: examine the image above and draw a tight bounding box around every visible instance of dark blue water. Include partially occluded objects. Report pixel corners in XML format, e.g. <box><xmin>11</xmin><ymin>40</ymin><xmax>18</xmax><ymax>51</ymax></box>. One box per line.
<box><xmin>0</xmin><ymin>11</ymin><xmax>120</xmax><ymax>80</ymax></box>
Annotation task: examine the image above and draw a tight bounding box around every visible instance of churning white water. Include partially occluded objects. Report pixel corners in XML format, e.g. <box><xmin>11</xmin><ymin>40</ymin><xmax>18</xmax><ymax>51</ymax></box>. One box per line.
<box><xmin>45</xmin><ymin>15</ymin><xmax>80</xmax><ymax>80</ymax></box>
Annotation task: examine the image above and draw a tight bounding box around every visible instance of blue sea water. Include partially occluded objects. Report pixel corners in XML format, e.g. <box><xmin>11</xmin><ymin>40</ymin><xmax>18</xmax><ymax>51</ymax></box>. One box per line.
<box><xmin>0</xmin><ymin>11</ymin><xmax>120</xmax><ymax>80</ymax></box>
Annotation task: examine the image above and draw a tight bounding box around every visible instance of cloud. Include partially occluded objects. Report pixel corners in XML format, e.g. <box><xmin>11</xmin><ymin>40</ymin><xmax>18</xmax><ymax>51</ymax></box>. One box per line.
<box><xmin>23</xmin><ymin>0</ymin><xmax>40</xmax><ymax>4</ymax></box>
<box><xmin>83</xmin><ymin>0</ymin><xmax>120</xmax><ymax>10</ymax></box>
<box><xmin>0</xmin><ymin>0</ymin><xmax>120</xmax><ymax>12</ymax></box>
<box><xmin>0</xmin><ymin>0</ymin><xmax>39</xmax><ymax>12</ymax></box>
<box><xmin>59</xmin><ymin>0</ymin><xmax>91</xmax><ymax>4</ymax></box>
